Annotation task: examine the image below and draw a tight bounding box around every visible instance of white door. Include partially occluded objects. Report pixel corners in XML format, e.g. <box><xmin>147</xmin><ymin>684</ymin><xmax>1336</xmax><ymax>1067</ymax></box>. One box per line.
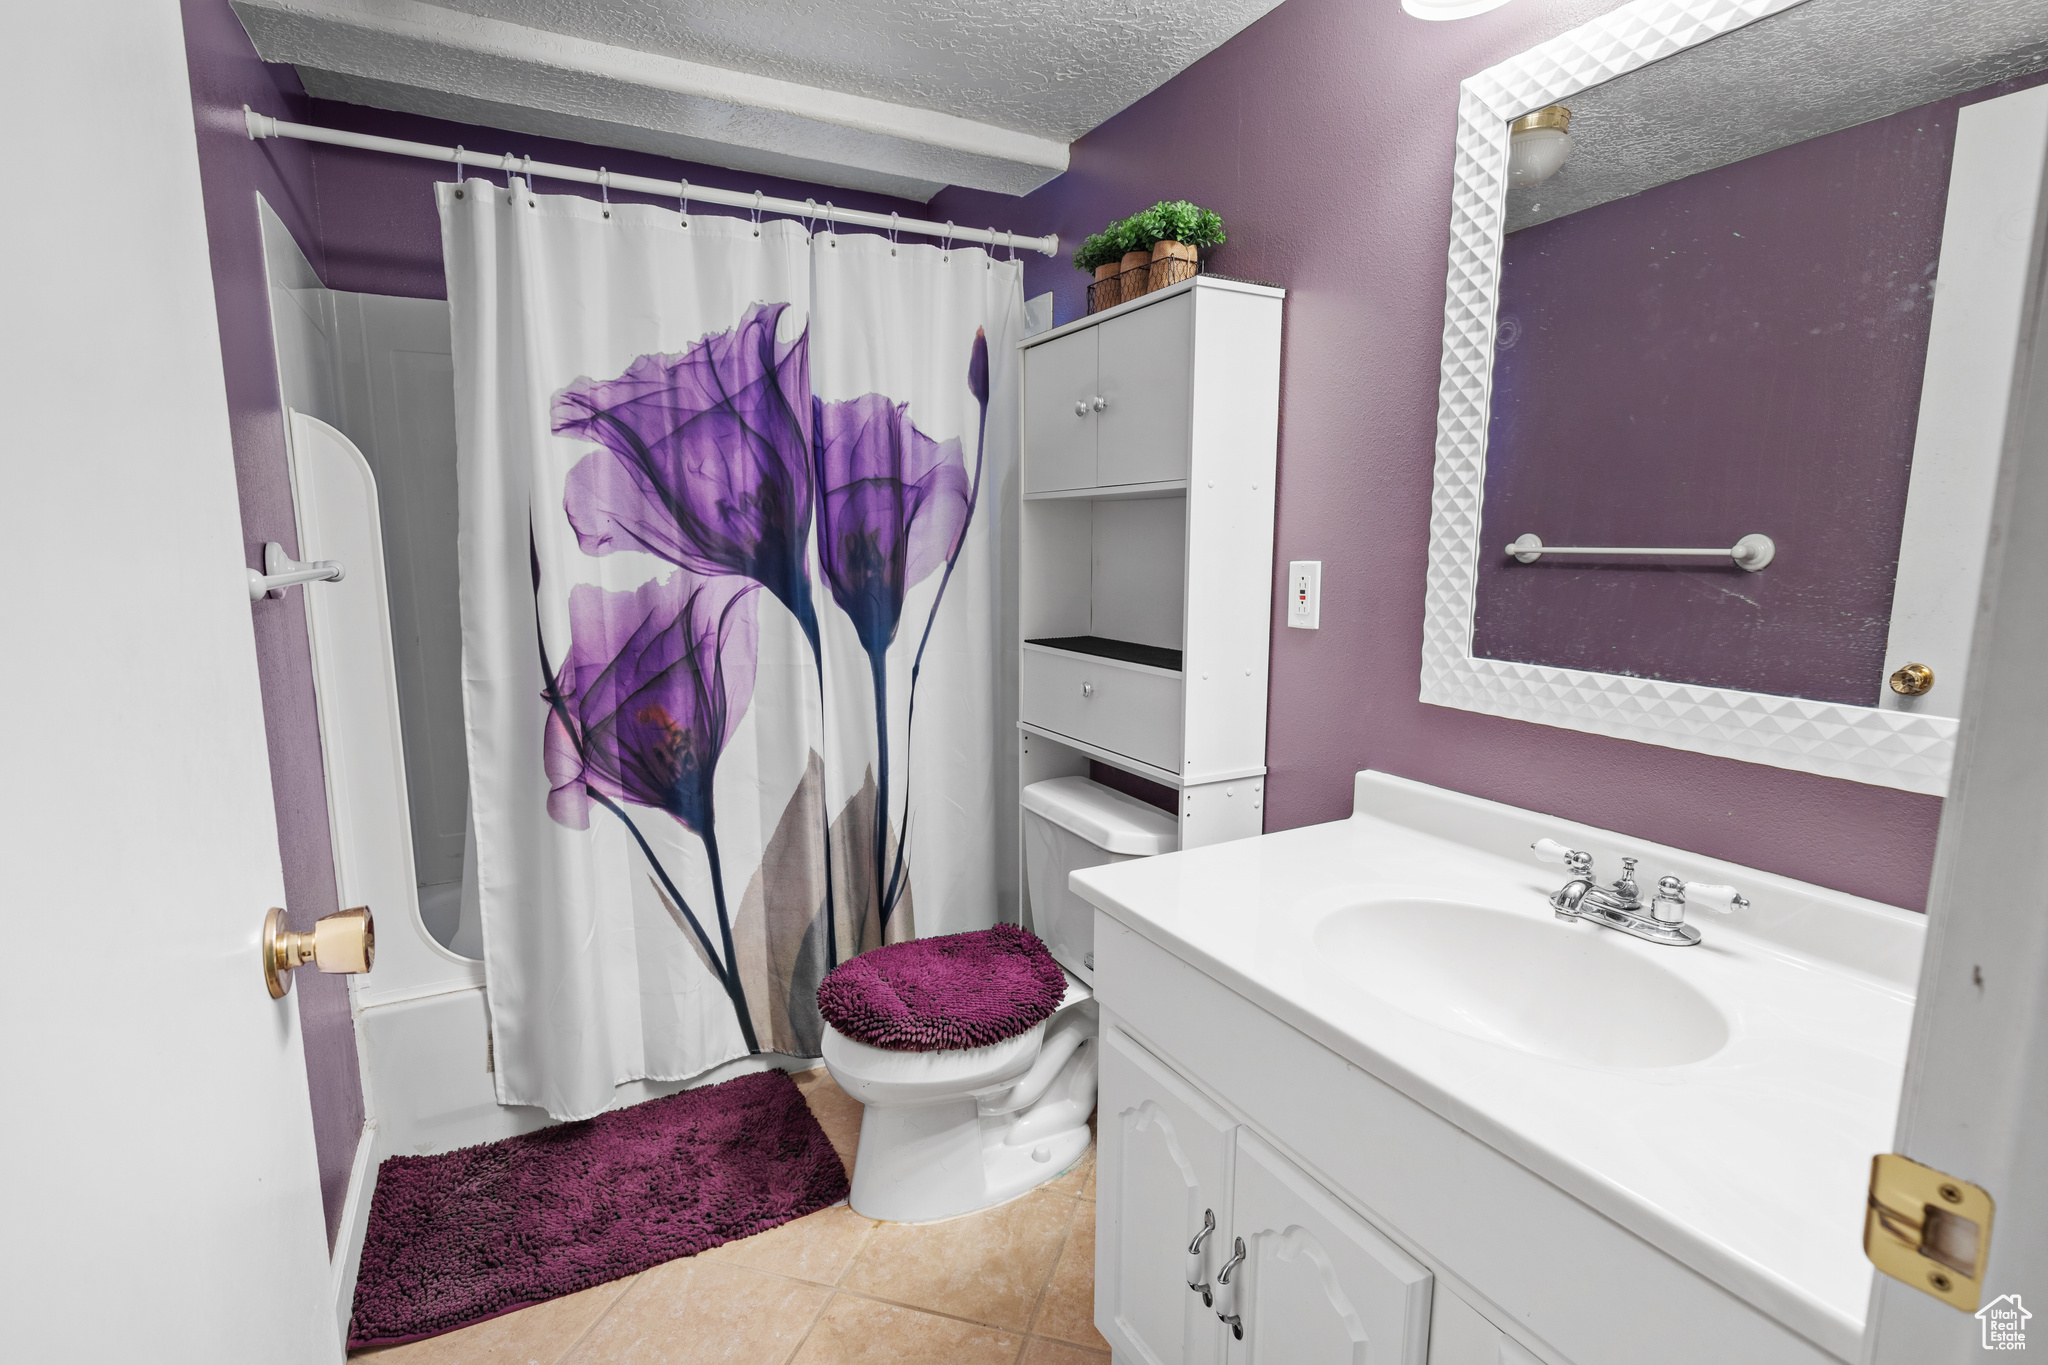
<box><xmin>1864</xmin><ymin>92</ymin><xmax>2048</xmax><ymax>1365</ymax></box>
<box><xmin>1024</xmin><ymin>325</ymin><xmax>1100</xmax><ymax>492</ymax></box>
<box><xmin>1096</xmin><ymin>291</ymin><xmax>1194</xmax><ymax>488</ymax></box>
<box><xmin>0</xmin><ymin>6</ymin><xmax>336</xmax><ymax>1362</ymax></box>
<box><xmin>1098</xmin><ymin>1027</ymin><xmax>1236</xmax><ymax>1365</ymax></box>
<box><xmin>1228</xmin><ymin>1131</ymin><xmax>1433</xmax><ymax>1365</ymax></box>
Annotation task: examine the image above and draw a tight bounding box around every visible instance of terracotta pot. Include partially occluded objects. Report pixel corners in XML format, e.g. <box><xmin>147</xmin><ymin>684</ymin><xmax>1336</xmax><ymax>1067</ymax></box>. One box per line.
<box><xmin>1090</xmin><ymin>262</ymin><xmax>1123</xmax><ymax>314</ymax></box>
<box><xmin>1119</xmin><ymin>249</ymin><xmax>1154</xmax><ymax>300</ymax></box>
<box><xmin>1149</xmin><ymin>239</ymin><xmax>1199</xmax><ymax>293</ymax></box>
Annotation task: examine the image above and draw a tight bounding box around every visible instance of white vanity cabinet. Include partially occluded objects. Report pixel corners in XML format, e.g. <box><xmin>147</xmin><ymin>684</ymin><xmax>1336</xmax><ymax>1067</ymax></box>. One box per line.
<box><xmin>1099</xmin><ymin>1029</ymin><xmax>1434</xmax><ymax>1365</ymax></box>
<box><xmin>1099</xmin><ymin>1029</ymin><xmax>1236</xmax><ymax>1365</ymax></box>
<box><xmin>1229</xmin><ymin>1130</ymin><xmax>1434</xmax><ymax>1365</ymax></box>
<box><xmin>1017</xmin><ymin>275</ymin><xmax>1284</xmax><ymax>875</ymax></box>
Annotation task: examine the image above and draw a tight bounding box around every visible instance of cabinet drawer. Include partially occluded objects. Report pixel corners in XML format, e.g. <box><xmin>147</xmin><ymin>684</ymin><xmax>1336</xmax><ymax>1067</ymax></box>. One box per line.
<box><xmin>1021</xmin><ymin>648</ymin><xmax>1182</xmax><ymax>773</ymax></box>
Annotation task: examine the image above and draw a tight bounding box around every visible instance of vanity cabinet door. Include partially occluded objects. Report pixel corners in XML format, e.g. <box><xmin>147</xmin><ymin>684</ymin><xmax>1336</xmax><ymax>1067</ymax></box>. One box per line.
<box><xmin>1428</xmin><ymin>1288</ymin><xmax>1543</xmax><ymax>1365</ymax></box>
<box><xmin>1096</xmin><ymin>292</ymin><xmax>1193</xmax><ymax>488</ymax></box>
<box><xmin>1099</xmin><ymin>1026</ymin><xmax>1236</xmax><ymax>1365</ymax></box>
<box><xmin>1228</xmin><ymin>1131</ymin><xmax>1433</xmax><ymax>1365</ymax></box>
<box><xmin>1023</xmin><ymin>326</ymin><xmax>1099</xmax><ymax>493</ymax></box>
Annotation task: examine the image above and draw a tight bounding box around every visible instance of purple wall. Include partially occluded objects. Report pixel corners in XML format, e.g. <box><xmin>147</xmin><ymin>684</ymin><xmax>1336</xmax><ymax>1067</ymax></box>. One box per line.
<box><xmin>178</xmin><ymin>0</ymin><xmax>929</xmax><ymax>1245</ymax></box>
<box><xmin>1475</xmin><ymin>91</ymin><xmax>1973</xmax><ymax>706</ymax></box>
<box><xmin>931</xmin><ymin>0</ymin><xmax>1955</xmax><ymax>910</ymax></box>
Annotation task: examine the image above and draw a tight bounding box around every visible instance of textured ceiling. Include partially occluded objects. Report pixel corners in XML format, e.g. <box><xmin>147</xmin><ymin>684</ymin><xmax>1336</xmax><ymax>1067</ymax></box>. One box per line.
<box><xmin>233</xmin><ymin>0</ymin><xmax>1286</xmax><ymax>200</ymax></box>
<box><xmin>1508</xmin><ymin>0</ymin><xmax>2048</xmax><ymax>232</ymax></box>
<box><xmin>433</xmin><ymin>0</ymin><xmax>1283</xmax><ymax>142</ymax></box>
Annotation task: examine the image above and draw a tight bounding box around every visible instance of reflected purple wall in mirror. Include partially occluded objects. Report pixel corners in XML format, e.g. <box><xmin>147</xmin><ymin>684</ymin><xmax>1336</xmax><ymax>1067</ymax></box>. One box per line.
<box><xmin>1473</xmin><ymin>90</ymin><xmax>1975</xmax><ymax>707</ymax></box>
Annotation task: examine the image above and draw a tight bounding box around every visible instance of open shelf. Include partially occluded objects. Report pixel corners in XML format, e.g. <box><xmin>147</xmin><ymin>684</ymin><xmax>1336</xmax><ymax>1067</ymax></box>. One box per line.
<box><xmin>1023</xmin><ymin>479</ymin><xmax>1187</xmax><ymax>503</ymax></box>
<box><xmin>1026</xmin><ymin>635</ymin><xmax>1182</xmax><ymax>673</ymax></box>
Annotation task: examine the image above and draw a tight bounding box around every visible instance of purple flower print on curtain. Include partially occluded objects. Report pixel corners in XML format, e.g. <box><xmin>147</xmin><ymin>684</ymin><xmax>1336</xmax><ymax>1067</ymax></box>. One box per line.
<box><xmin>812</xmin><ymin>382</ymin><xmax>973</xmax><ymax>927</ymax></box>
<box><xmin>555</xmin><ymin>302</ymin><xmax>850</xmax><ymax>970</ymax></box>
<box><xmin>540</xmin><ymin>566</ymin><xmax>764</xmax><ymax>1050</ymax></box>
<box><xmin>555</xmin><ymin>302</ymin><xmax>817</xmax><ymax>653</ymax></box>
<box><xmin>878</xmin><ymin>331</ymin><xmax>992</xmax><ymax>919</ymax></box>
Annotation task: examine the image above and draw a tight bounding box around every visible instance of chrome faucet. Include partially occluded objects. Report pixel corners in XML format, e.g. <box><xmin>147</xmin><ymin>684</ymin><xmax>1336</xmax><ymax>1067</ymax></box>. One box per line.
<box><xmin>1532</xmin><ymin>839</ymin><xmax>1748</xmax><ymax>947</ymax></box>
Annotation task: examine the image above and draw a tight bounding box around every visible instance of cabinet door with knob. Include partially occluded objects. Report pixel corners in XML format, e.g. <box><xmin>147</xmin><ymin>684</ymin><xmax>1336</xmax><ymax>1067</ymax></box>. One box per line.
<box><xmin>1023</xmin><ymin>324</ymin><xmax>1100</xmax><ymax>493</ymax></box>
<box><xmin>1096</xmin><ymin>291</ymin><xmax>1194</xmax><ymax>487</ymax></box>
<box><xmin>1098</xmin><ymin>1027</ymin><xmax>1236</xmax><ymax>1365</ymax></box>
<box><xmin>1225</xmin><ymin>1130</ymin><xmax>1434</xmax><ymax>1365</ymax></box>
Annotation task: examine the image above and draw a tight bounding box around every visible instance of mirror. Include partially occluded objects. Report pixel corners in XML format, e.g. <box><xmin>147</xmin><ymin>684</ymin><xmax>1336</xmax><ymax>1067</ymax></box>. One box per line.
<box><xmin>1422</xmin><ymin>0</ymin><xmax>2048</xmax><ymax>795</ymax></box>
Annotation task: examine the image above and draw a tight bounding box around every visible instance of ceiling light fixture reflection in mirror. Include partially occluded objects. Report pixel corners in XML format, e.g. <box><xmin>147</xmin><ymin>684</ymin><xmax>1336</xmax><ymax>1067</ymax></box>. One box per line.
<box><xmin>1421</xmin><ymin>0</ymin><xmax>2048</xmax><ymax>796</ymax></box>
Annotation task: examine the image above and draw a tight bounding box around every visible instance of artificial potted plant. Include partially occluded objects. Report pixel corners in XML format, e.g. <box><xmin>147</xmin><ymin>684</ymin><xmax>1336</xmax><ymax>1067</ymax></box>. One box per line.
<box><xmin>1074</xmin><ymin>229</ymin><xmax>1125</xmax><ymax>313</ymax></box>
<box><xmin>1115</xmin><ymin>213</ymin><xmax>1157</xmax><ymax>302</ymax></box>
<box><xmin>1139</xmin><ymin>200</ymin><xmax>1226</xmax><ymax>293</ymax></box>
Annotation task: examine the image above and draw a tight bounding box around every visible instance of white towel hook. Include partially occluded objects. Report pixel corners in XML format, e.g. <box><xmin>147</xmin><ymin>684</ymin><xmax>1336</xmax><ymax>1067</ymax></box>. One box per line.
<box><xmin>247</xmin><ymin>541</ymin><xmax>344</xmax><ymax>602</ymax></box>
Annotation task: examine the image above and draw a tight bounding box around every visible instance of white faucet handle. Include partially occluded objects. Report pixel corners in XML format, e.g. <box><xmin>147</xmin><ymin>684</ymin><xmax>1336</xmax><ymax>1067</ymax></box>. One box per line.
<box><xmin>1684</xmin><ymin>882</ymin><xmax>1749</xmax><ymax>914</ymax></box>
<box><xmin>1532</xmin><ymin>839</ymin><xmax>1593</xmax><ymax>877</ymax></box>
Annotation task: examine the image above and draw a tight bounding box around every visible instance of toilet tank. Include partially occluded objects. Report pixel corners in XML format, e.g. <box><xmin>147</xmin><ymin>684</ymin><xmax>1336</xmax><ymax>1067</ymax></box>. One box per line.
<box><xmin>1021</xmin><ymin>777</ymin><xmax>1178</xmax><ymax>982</ymax></box>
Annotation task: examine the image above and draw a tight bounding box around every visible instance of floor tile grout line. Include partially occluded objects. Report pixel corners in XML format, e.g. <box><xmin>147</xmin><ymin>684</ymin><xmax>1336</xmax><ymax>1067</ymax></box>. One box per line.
<box><xmin>780</xmin><ymin>1280</ymin><xmax>839</xmax><ymax>1364</ymax></box>
<box><xmin>1020</xmin><ymin>1190</ymin><xmax>1083</xmax><ymax>1343</ymax></box>
<box><xmin>549</xmin><ymin>1271</ymin><xmax>641</xmax><ymax>1365</ymax></box>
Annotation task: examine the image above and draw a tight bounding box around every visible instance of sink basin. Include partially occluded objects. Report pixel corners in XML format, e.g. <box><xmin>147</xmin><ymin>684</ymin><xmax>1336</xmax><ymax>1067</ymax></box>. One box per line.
<box><xmin>1311</xmin><ymin>898</ymin><xmax>1730</xmax><ymax>1068</ymax></box>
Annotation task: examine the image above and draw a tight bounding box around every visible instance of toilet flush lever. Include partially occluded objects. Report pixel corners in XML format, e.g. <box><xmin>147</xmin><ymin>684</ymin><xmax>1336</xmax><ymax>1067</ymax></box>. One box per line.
<box><xmin>1186</xmin><ymin>1208</ymin><xmax>1216</xmax><ymax>1306</ymax></box>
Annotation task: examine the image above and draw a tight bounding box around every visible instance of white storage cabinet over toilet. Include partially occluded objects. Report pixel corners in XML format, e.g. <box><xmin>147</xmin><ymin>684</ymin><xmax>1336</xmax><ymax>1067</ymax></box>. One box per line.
<box><xmin>1016</xmin><ymin>274</ymin><xmax>1285</xmax><ymax>916</ymax></box>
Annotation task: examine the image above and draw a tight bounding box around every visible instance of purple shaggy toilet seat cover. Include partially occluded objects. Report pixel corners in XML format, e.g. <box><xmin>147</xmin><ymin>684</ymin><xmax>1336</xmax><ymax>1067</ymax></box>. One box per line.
<box><xmin>816</xmin><ymin>924</ymin><xmax>1069</xmax><ymax>1051</ymax></box>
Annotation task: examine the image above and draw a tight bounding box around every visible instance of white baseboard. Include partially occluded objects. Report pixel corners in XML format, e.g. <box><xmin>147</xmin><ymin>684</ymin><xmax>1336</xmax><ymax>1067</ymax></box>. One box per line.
<box><xmin>329</xmin><ymin>1119</ymin><xmax>379</xmax><ymax>1348</ymax></box>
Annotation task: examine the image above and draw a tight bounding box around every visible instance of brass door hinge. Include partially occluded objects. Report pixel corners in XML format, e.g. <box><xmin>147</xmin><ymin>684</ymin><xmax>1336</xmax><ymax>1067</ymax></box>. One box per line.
<box><xmin>1865</xmin><ymin>1153</ymin><xmax>1994</xmax><ymax>1311</ymax></box>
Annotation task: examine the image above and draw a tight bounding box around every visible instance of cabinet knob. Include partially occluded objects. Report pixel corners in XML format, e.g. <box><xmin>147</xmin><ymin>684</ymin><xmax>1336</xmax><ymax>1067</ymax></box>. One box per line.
<box><xmin>1092</xmin><ymin>395</ymin><xmax>1108</xmax><ymax>412</ymax></box>
<box><xmin>1074</xmin><ymin>399</ymin><xmax>1089</xmax><ymax>416</ymax></box>
<box><xmin>1080</xmin><ymin>681</ymin><xmax>1095</xmax><ymax>698</ymax></box>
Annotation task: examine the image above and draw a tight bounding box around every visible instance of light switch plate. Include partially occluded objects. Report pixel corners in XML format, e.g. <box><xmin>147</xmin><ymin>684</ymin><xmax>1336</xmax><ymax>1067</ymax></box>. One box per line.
<box><xmin>1288</xmin><ymin>560</ymin><xmax>1321</xmax><ymax>630</ymax></box>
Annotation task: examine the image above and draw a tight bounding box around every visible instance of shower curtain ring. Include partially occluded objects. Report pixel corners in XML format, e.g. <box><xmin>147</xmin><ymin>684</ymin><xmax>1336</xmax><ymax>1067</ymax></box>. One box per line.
<box><xmin>942</xmin><ymin>220</ymin><xmax>954</xmax><ymax>259</ymax></box>
<box><xmin>523</xmin><ymin>155</ymin><xmax>535</xmax><ymax>204</ymax></box>
<box><xmin>889</xmin><ymin>211</ymin><xmax>899</xmax><ymax>256</ymax></box>
<box><xmin>824</xmin><ymin>201</ymin><xmax>835</xmax><ymax>245</ymax></box>
<box><xmin>450</xmin><ymin>145</ymin><xmax>465</xmax><ymax>199</ymax></box>
<box><xmin>501</xmin><ymin>150</ymin><xmax>516</xmax><ymax>191</ymax></box>
<box><xmin>598</xmin><ymin>167</ymin><xmax>610</xmax><ymax>219</ymax></box>
<box><xmin>751</xmin><ymin>190</ymin><xmax>763</xmax><ymax>236</ymax></box>
<box><xmin>679</xmin><ymin>178</ymin><xmax>690</xmax><ymax>227</ymax></box>
<box><xmin>803</xmin><ymin>197</ymin><xmax>817</xmax><ymax>239</ymax></box>
<box><xmin>986</xmin><ymin>226</ymin><xmax>996</xmax><ymax>268</ymax></box>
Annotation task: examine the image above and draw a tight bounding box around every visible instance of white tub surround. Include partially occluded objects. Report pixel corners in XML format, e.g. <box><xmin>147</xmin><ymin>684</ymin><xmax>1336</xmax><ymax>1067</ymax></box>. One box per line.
<box><xmin>1078</xmin><ymin>771</ymin><xmax>1920</xmax><ymax>1365</ymax></box>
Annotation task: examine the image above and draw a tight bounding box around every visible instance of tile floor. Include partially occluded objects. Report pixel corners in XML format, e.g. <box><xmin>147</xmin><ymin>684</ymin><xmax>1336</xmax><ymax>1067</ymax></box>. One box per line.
<box><xmin>351</xmin><ymin>1067</ymin><xmax>1107</xmax><ymax>1365</ymax></box>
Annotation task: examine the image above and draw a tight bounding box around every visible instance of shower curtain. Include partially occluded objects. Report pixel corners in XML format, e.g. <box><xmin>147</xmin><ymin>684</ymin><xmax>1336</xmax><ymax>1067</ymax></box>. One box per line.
<box><xmin>442</xmin><ymin>179</ymin><xmax>1024</xmax><ymax>1120</ymax></box>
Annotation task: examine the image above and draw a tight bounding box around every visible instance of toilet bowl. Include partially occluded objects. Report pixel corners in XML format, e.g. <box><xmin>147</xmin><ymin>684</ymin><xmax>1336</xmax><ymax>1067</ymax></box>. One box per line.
<box><xmin>822</xmin><ymin>777</ymin><xmax>1177</xmax><ymax>1222</ymax></box>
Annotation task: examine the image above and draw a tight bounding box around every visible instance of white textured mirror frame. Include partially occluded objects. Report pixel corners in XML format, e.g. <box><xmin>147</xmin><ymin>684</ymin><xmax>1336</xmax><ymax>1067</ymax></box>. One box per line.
<box><xmin>1420</xmin><ymin>0</ymin><xmax>1963</xmax><ymax>797</ymax></box>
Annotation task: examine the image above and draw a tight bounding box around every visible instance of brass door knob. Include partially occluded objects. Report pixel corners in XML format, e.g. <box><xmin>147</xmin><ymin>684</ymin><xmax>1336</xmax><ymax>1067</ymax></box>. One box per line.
<box><xmin>1889</xmin><ymin>663</ymin><xmax>1935</xmax><ymax>697</ymax></box>
<box><xmin>263</xmin><ymin>906</ymin><xmax>375</xmax><ymax>999</ymax></box>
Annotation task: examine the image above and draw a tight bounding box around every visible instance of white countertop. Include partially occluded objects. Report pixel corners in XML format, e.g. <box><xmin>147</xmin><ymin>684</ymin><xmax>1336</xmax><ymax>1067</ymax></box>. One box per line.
<box><xmin>1070</xmin><ymin>772</ymin><xmax>1922</xmax><ymax>1363</ymax></box>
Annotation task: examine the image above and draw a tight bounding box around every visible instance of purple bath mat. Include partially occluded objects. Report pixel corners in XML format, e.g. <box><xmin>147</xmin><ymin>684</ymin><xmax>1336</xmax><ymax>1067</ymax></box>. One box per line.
<box><xmin>347</xmin><ymin>1068</ymin><xmax>849</xmax><ymax>1349</ymax></box>
<box><xmin>817</xmin><ymin>923</ymin><xmax>1068</xmax><ymax>1051</ymax></box>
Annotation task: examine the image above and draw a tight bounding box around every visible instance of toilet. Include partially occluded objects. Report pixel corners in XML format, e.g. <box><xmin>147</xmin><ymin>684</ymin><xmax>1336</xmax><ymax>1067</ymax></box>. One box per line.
<box><xmin>820</xmin><ymin>776</ymin><xmax>1178</xmax><ymax>1222</ymax></box>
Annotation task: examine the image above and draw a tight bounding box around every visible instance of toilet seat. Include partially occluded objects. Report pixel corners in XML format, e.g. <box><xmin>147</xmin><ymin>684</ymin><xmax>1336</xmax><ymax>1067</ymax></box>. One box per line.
<box><xmin>821</xmin><ymin>973</ymin><xmax>1092</xmax><ymax>1106</ymax></box>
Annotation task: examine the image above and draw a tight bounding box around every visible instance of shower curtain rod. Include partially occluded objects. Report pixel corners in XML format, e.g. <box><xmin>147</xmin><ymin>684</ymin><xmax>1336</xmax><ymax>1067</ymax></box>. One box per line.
<box><xmin>244</xmin><ymin>108</ymin><xmax>1062</xmax><ymax>256</ymax></box>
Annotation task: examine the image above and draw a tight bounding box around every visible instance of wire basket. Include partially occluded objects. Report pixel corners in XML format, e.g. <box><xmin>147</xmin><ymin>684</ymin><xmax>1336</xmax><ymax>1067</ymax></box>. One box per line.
<box><xmin>1087</xmin><ymin>273</ymin><xmax>1124</xmax><ymax>314</ymax></box>
<box><xmin>1087</xmin><ymin>256</ymin><xmax>1205</xmax><ymax>314</ymax></box>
